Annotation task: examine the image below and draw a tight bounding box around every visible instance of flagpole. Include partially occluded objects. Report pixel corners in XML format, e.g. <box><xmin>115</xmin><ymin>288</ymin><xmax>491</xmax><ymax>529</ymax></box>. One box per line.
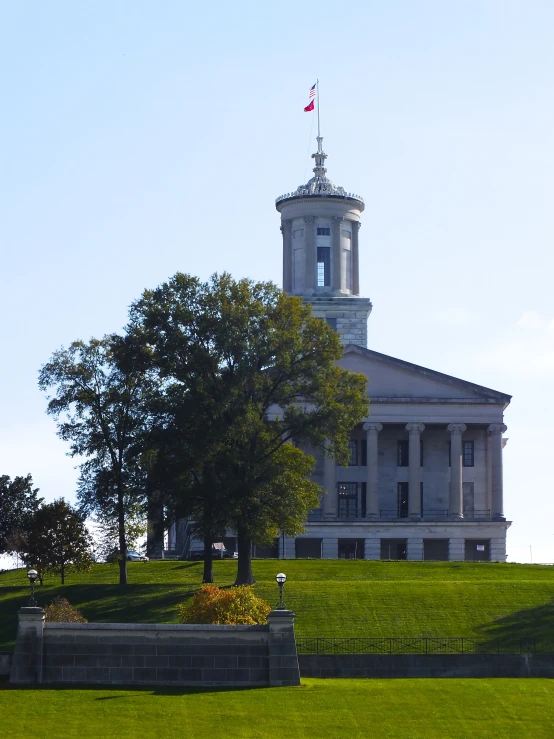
<box><xmin>316</xmin><ymin>78</ymin><xmax>321</xmax><ymax>139</ymax></box>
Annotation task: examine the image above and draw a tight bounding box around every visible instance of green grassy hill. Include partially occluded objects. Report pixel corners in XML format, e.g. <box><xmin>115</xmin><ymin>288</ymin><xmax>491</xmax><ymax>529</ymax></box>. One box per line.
<box><xmin>1</xmin><ymin>560</ymin><xmax>553</xmax><ymax>650</ymax></box>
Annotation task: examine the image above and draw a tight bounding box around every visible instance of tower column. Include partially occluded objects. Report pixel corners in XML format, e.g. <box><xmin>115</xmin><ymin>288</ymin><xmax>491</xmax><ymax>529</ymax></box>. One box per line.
<box><xmin>448</xmin><ymin>424</ymin><xmax>467</xmax><ymax>519</ymax></box>
<box><xmin>363</xmin><ymin>422</ymin><xmax>382</xmax><ymax>519</ymax></box>
<box><xmin>488</xmin><ymin>424</ymin><xmax>507</xmax><ymax>520</ymax></box>
<box><xmin>304</xmin><ymin>216</ymin><xmax>315</xmax><ymax>294</ymax></box>
<box><xmin>332</xmin><ymin>216</ymin><xmax>342</xmax><ymax>293</ymax></box>
<box><xmin>406</xmin><ymin>423</ymin><xmax>425</xmax><ymax>519</ymax></box>
<box><xmin>352</xmin><ymin>221</ymin><xmax>360</xmax><ymax>295</ymax></box>
<box><xmin>281</xmin><ymin>219</ymin><xmax>292</xmax><ymax>293</ymax></box>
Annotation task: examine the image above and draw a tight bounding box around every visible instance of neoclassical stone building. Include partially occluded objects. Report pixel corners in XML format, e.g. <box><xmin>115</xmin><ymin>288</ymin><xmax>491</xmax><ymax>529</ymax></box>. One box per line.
<box><xmin>272</xmin><ymin>137</ymin><xmax>511</xmax><ymax>562</ymax></box>
<box><xmin>165</xmin><ymin>137</ymin><xmax>511</xmax><ymax>562</ymax></box>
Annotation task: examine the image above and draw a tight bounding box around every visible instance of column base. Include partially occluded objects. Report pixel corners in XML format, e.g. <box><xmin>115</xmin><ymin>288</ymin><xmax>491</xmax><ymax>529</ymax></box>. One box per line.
<box><xmin>449</xmin><ymin>513</ymin><xmax>464</xmax><ymax>520</ymax></box>
<box><xmin>409</xmin><ymin>514</ymin><xmax>422</xmax><ymax>521</ymax></box>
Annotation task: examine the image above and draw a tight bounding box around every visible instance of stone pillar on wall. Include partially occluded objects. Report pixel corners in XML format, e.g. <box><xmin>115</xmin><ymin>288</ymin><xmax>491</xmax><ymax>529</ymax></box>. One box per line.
<box><xmin>304</xmin><ymin>216</ymin><xmax>315</xmax><ymax>294</ymax></box>
<box><xmin>352</xmin><ymin>221</ymin><xmax>360</xmax><ymax>295</ymax></box>
<box><xmin>267</xmin><ymin>610</ymin><xmax>301</xmax><ymax>687</ymax></box>
<box><xmin>363</xmin><ymin>422</ymin><xmax>382</xmax><ymax>519</ymax></box>
<box><xmin>447</xmin><ymin>424</ymin><xmax>467</xmax><ymax>519</ymax></box>
<box><xmin>407</xmin><ymin>538</ymin><xmax>424</xmax><ymax>561</ymax></box>
<box><xmin>321</xmin><ymin>538</ymin><xmax>339</xmax><ymax>559</ymax></box>
<box><xmin>448</xmin><ymin>538</ymin><xmax>465</xmax><ymax>562</ymax></box>
<box><xmin>488</xmin><ymin>424</ymin><xmax>507</xmax><ymax>520</ymax></box>
<box><xmin>364</xmin><ymin>538</ymin><xmax>380</xmax><ymax>560</ymax></box>
<box><xmin>10</xmin><ymin>607</ymin><xmax>45</xmax><ymax>685</ymax></box>
<box><xmin>406</xmin><ymin>423</ymin><xmax>425</xmax><ymax>519</ymax></box>
<box><xmin>322</xmin><ymin>443</ymin><xmax>337</xmax><ymax>519</ymax></box>
<box><xmin>281</xmin><ymin>219</ymin><xmax>293</xmax><ymax>293</ymax></box>
<box><xmin>332</xmin><ymin>216</ymin><xmax>342</xmax><ymax>292</ymax></box>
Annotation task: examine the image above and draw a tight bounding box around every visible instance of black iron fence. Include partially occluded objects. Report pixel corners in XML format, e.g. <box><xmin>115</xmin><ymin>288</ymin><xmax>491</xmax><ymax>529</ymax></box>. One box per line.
<box><xmin>296</xmin><ymin>637</ymin><xmax>554</xmax><ymax>655</ymax></box>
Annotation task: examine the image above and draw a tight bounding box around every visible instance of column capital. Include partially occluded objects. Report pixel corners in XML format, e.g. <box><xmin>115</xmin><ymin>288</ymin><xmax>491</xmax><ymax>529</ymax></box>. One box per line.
<box><xmin>488</xmin><ymin>423</ymin><xmax>507</xmax><ymax>436</ymax></box>
<box><xmin>405</xmin><ymin>423</ymin><xmax>425</xmax><ymax>434</ymax></box>
<box><xmin>363</xmin><ymin>422</ymin><xmax>383</xmax><ymax>433</ymax></box>
<box><xmin>352</xmin><ymin>220</ymin><xmax>361</xmax><ymax>232</ymax></box>
<box><xmin>447</xmin><ymin>423</ymin><xmax>467</xmax><ymax>435</ymax></box>
<box><xmin>333</xmin><ymin>216</ymin><xmax>344</xmax><ymax>223</ymax></box>
<box><xmin>280</xmin><ymin>218</ymin><xmax>292</xmax><ymax>233</ymax></box>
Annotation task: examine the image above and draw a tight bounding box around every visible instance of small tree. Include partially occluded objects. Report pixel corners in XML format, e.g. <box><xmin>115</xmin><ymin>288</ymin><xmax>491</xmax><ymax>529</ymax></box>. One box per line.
<box><xmin>16</xmin><ymin>499</ymin><xmax>93</xmax><ymax>584</ymax></box>
<box><xmin>0</xmin><ymin>474</ymin><xmax>42</xmax><ymax>555</ymax></box>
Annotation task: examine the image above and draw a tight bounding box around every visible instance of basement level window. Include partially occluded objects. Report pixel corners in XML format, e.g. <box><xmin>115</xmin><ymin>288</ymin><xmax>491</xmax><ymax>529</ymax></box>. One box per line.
<box><xmin>317</xmin><ymin>227</ymin><xmax>330</xmax><ymax>236</ymax></box>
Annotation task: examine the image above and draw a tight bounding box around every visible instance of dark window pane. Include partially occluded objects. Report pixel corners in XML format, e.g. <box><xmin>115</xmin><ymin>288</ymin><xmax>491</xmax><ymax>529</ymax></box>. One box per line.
<box><xmin>317</xmin><ymin>227</ymin><xmax>330</xmax><ymax>235</ymax></box>
<box><xmin>348</xmin><ymin>440</ymin><xmax>358</xmax><ymax>466</ymax></box>
<box><xmin>338</xmin><ymin>482</ymin><xmax>358</xmax><ymax>518</ymax></box>
<box><xmin>463</xmin><ymin>441</ymin><xmax>474</xmax><ymax>467</ymax></box>
<box><xmin>317</xmin><ymin>246</ymin><xmax>330</xmax><ymax>287</ymax></box>
<box><xmin>397</xmin><ymin>482</ymin><xmax>409</xmax><ymax>518</ymax></box>
<box><xmin>397</xmin><ymin>440</ymin><xmax>409</xmax><ymax>466</ymax></box>
<box><xmin>361</xmin><ymin>439</ymin><xmax>367</xmax><ymax>466</ymax></box>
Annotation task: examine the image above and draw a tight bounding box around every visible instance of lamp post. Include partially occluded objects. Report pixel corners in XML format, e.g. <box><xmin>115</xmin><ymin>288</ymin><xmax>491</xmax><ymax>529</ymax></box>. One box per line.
<box><xmin>275</xmin><ymin>572</ymin><xmax>287</xmax><ymax>609</ymax></box>
<box><xmin>27</xmin><ymin>569</ymin><xmax>38</xmax><ymax>607</ymax></box>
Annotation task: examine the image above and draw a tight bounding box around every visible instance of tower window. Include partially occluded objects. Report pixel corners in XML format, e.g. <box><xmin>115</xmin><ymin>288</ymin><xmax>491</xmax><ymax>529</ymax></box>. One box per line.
<box><xmin>317</xmin><ymin>227</ymin><xmax>330</xmax><ymax>236</ymax></box>
<box><xmin>317</xmin><ymin>247</ymin><xmax>330</xmax><ymax>287</ymax></box>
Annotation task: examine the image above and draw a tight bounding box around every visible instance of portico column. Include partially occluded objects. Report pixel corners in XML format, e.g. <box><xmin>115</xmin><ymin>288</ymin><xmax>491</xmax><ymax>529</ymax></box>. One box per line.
<box><xmin>322</xmin><ymin>443</ymin><xmax>337</xmax><ymax>519</ymax></box>
<box><xmin>281</xmin><ymin>219</ymin><xmax>293</xmax><ymax>293</ymax></box>
<box><xmin>363</xmin><ymin>422</ymin><xmax>382</xmax><ymax>519</ymax></box>
<box><xmin>406</xmin><ymin>423</ymin><xmax>425</xmax><ymax>519</ymax></box>
<box><xmin>447</xmin><ymin>424</ymin><xmax>467</xmax><ymax>519</ymax></box>
<box><xmin>488</xmin><ymin>424</ymin><xmax>507</xmax><ymax>520</ymax></box>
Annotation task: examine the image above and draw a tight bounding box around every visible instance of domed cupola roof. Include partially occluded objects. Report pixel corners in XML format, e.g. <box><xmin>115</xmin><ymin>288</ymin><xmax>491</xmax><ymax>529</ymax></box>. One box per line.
<box><xmin>276</xmin><ymin>137</ymin><xmax>364</xmax><ymax>208</ymax></box>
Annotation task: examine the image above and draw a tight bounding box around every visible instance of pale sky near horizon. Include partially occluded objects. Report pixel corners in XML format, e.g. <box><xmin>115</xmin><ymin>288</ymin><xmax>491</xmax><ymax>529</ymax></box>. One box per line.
<box><xmin>1</xmin><ymin>1</ymin><xmax>553</xmax><ymax>565</ymax></box>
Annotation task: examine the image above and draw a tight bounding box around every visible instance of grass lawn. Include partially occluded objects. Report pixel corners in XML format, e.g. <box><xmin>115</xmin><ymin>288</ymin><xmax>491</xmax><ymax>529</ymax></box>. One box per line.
<box><xmin>1</xmin><ymin>560</ymin><xmax>553</xmax><ymax>650</ymax></box>
<box><xmin>1</xmin><ymin>678</ymin><xmax>554</xmax><ymax>738</ymax></box>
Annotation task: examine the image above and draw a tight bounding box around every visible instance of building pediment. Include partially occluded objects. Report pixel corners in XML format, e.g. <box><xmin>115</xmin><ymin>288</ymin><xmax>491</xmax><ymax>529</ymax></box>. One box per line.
<box><xmin>340</xmin><ymin>345</ymin><xmax>511</xmax><ymax>407</ymax></box>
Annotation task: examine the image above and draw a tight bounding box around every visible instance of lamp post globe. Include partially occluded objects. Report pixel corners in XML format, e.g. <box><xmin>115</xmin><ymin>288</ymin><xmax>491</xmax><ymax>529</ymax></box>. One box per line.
<box><xmin>275</xmin><ymin>572</ymin><xmax>287</xmax><ymax>609</ymax></box>
<box><xmin>27</xmin><ymin>569</ymin><xmax>38</xmax><ymax>607</ymax></box>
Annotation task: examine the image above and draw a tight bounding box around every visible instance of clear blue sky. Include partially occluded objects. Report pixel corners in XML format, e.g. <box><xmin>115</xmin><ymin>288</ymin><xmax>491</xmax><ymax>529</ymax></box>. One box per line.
<box><xmin>1</xmin><ymin>1</ymin><xmax>553</xmax><ymax>563</ymax></box>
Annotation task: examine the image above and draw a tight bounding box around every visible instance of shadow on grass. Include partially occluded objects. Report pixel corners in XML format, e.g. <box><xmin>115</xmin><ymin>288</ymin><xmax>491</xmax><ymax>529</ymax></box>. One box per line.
<box><xmin>476</xmin><ymin>598</ymin><xmax>554</xmax><ymax>650</ymax></box>
<box><xmin>0</xmin><ymin>584</ymin><xmax>198</xmax><ymax>651</ymax></box>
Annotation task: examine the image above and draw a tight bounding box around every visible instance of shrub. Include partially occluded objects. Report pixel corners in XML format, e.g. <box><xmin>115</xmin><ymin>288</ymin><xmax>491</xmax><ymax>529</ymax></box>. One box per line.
<box><xmin>44</xmin><ymin>596</ymin><xmax>88</xmax><ymax>623</ymax></box>
<box><xmin>178</xmin><ymin>585</ymin><xmax>271</xmax><ymax>625</ymax></box>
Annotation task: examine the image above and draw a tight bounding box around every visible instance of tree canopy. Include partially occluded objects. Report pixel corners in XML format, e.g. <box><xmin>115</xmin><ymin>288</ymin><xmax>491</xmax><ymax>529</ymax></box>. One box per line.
<box><xmin>0</xmin><ymin>474</ymin><xmax>42</xmax><ymax>555</ymax></box>
<box><xmin>128</xmin><ymin>272</ymin><xmax>369</xmax><ymax>584</ymax></box>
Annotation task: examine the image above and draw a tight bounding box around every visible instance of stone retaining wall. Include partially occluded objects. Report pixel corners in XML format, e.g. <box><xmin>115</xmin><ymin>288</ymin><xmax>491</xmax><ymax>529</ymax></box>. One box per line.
<box><xmin>9</xmin><ymin>607</ymin><xmax>300</xmax><ymax>687</ymax></box>
<box><xmin>298</xmin><ymin>653</ymin><xmax>554</xmax><ymax>678</ymax></box>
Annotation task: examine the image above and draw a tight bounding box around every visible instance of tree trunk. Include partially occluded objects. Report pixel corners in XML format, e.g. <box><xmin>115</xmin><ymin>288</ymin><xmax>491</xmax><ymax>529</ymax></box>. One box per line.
<box><xmin>202</xmin><ymin>535</ymin><xmax>214</xmax><ymax>584</ymax></box>
<box><xmin>117</xmin><ymin>488</ymin><xmax>128</xmax><ymax>586</ymax></box>
<box><xmin>234</xmin><ymin>529</ymin><xmax>255</xmax><ymax>585</ymax></box>
<box><xmin>61</xmin><ymin>563</ymin><xmax>65</xmax><ymax>585</ymax></box>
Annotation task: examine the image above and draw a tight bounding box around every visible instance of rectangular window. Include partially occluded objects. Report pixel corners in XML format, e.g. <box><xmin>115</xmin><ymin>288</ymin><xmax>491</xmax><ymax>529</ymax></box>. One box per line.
<box><xmin>397</xmin><ymin>440</ymin><xmax>409</xmax><ymax>467</ymax></box>
<box><xmin>361</xmin><ymin>482</ymin><xmax>366</xmax><ymax>518</ymax></box>
<box><xmin>317</xmin><ymin>246</ymin><xmax>330</xmax><ymax>287</ymax></box>
<box><xmin>397</xmin><ymin>482</ymin><xmax>409</xmax><ymax>518</ymax></box>
<box><xmin>463</xmin><ymin>441</ymin><xmax>474</xmax><ymax>467</ymax></box>
<box><xmin>338</xmin><ymin>482</ymin><xmax>358</xmax><ymax>518</ymax></box>
<box><xmin>348</xmin><ymin>440</ymin><xmax>358</xmax><ymax>466</ymax></box>
<box><xmin>317</xmin><ymin>227</ymin><xmax>330</xmax><ymax>236</ymax></box>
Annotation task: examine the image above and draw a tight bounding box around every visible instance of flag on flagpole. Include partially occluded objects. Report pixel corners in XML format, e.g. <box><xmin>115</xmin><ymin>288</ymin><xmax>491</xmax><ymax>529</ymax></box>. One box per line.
<box><xmin>304</xmin><ymin>83</ymin><xmax>316</xmax><ymax>112</ymax></box>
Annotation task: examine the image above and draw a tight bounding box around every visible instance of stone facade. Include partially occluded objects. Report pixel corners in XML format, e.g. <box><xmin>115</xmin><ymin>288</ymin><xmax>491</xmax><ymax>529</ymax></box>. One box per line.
<box><xmin>273</xmin><ymin>138</ymin><xmax>512</xmax><ymax>562</ymax></box>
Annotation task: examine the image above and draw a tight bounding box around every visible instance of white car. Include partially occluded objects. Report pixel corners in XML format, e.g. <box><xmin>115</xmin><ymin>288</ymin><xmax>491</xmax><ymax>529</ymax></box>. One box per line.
<box><xmin>126</xmin><ymin>550</ymin><xmax>149</xmax><ymax>562</ymax></box>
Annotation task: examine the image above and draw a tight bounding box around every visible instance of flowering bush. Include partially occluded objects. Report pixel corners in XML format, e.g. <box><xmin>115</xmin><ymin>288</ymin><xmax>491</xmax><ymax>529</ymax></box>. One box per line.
<box><xmin>44</xmin><ymin>596</ymin><xmax>88</xmax><ymax>623</ymax></box>
<box><xmin>178</xmin><ymin>585</ymin><xmax>271</xmax><ymax>625</ymax></box>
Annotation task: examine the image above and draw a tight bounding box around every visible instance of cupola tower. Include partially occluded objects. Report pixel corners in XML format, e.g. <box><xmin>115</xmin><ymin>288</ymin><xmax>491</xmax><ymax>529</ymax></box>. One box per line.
<box><xmin>275</xmin><ymin>137</ymin><xmax>372</xmax><ymax>347</ymax></box>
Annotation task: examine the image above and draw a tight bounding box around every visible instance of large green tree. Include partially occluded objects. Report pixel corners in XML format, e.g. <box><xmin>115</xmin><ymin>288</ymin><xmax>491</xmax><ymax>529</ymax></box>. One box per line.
<box><xmin>128</xmin><ymin>272</ymin><xmax>369</xmax><ymax>584</ymax></box>
<box><xmin>38</xmin><ymin>336</ymin><xmax>154</xmax><ymax>585</ymax></box>
<box><xmin>0</xmin><ymin>474</ymin><xmax>42</xmax><ymax>555</ymax></box>
<box><xmin>13</xmin><ymin>498</ymin><xmax>93</xmax><ymax>584</ymax></box>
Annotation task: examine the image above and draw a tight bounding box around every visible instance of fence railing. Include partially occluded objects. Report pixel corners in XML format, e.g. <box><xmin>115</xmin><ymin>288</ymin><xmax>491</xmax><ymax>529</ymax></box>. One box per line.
<box><xmin>296</xmin><ymin>637</ymin><xmax>554</xmax><ymax>655</ymax></box>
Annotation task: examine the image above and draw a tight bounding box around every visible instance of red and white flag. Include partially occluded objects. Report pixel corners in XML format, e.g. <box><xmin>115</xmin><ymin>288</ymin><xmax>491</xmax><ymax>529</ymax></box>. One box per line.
<box><xmin>304</xmin><ymin>83</ymin><xmax>316</xmax><ymax>112</ymax></box>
